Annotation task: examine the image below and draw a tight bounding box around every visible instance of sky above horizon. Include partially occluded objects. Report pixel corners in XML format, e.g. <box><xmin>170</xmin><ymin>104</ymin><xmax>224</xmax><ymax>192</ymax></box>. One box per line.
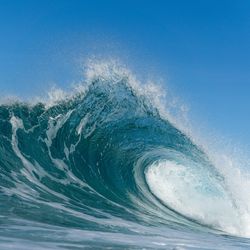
<box><xmin>0</xmin><ymin>0</ymin><xmax>250</xmax><ymax>148</ymax></box>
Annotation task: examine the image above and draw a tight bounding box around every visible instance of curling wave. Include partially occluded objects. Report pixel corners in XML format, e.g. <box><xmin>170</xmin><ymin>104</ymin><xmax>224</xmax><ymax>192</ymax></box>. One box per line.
<box><xmin>0</xmin><ymin>61</ymin><xmax>250</xmax><ymax>249</ymax></box>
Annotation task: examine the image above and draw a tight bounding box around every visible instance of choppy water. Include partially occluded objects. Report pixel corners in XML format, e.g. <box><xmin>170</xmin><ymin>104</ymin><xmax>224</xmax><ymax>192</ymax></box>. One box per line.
<box><xmin>1</xmin><ymin>62</ymin><xmax>250</xmax><ymax>249</ymax></box>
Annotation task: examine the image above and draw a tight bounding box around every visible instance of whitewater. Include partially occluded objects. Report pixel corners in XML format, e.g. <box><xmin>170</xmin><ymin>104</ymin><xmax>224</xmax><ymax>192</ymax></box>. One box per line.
<box><xmin>1</xmin><ymin>60</ymin><xmax>250</xmax><ymax>249</ymax></box>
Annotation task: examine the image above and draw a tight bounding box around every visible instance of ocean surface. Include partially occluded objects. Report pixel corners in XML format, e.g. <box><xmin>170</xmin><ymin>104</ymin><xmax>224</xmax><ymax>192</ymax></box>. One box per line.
<box><xmin>1</xmin><ymin>62</ymin><xmax>250</xmax><ymax>249</ymax></box>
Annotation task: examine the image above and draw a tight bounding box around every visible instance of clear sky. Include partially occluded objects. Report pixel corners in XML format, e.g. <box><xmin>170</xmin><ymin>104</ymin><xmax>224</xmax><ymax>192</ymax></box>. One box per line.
<box><xmin>0</xmin><ymin>0</ymin><xmax>250</xmax><ymax>147</ymax></box>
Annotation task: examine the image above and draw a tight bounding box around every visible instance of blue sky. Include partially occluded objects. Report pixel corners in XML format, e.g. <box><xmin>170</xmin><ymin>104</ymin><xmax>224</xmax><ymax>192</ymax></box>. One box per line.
<box><xmin>1</xmin><ymin>0</ymin><xmax>250</xmax><ymax>147</ymax></box>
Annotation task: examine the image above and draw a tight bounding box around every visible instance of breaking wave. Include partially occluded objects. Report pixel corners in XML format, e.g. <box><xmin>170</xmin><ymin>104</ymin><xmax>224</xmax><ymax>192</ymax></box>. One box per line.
<box><xmin>1</xmin><ymin>61</ymin><xmax>250</xmax><ymax>249</ymax></box>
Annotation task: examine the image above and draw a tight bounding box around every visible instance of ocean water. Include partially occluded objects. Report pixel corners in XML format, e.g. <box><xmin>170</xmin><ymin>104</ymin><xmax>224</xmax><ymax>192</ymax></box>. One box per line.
<box><xmin>1</xmin><ymin>61</ymin><xmax>250</xmax><ymax>249</ymax></box>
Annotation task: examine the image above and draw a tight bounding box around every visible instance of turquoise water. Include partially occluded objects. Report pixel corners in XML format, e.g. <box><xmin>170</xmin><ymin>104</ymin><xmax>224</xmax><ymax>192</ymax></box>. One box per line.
<box><xmin>0</xmin><ymin>62</ymin><xmax>250</xmax><ymax>249</ymax></box>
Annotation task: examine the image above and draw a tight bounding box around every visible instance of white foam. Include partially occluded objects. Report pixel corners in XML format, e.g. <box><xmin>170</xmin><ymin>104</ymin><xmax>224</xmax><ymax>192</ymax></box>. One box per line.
<box><xmin>145</xmin><ymin>159</ymin><xmax>250</xmax><ymax>236</ymax></box>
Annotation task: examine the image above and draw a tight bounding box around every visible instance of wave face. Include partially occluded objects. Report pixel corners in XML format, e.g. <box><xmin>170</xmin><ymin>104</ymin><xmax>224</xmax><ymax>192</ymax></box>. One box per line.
<box><xmin>0</xmin><ymin>62</ymin><xmax>250</xmax><ymax>249</ymax></box>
